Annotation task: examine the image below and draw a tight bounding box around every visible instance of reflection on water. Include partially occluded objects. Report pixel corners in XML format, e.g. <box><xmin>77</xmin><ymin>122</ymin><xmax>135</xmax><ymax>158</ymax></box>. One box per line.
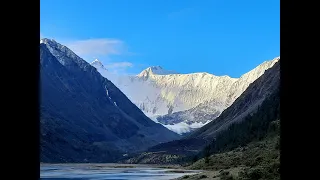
<box><xmin>40</xmin><ymin>164</ymin><xmax>200</xmax><ymax>180</ymax></box>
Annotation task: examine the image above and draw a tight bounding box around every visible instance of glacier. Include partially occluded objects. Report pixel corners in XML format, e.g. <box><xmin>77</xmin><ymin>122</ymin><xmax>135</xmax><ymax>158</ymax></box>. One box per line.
<box><xmin>91</xmin><ymin>57</ymin><xmax>279</xmax><ymax>134</ymax></box>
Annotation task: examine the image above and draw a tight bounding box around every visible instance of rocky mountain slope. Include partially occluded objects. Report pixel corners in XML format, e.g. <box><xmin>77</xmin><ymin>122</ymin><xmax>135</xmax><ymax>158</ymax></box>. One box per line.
<box><xmin>176</xmin><ymin>90</ymin><xmax>280</xmax><ymax>180</ymax></box>
<box><xmin>122</xmin><ymin>60</ymin><xmax>280</xmax><ymax>163</ymax></box>
<box><xmin>190</xmin><ymin>60</ymin><xmax>280</xmax><ymax>140</ymax></box>
<box><xmin>40</xmin><ymin>38</ymin><xmax>179</xmax><ymax>163</ymax></box>
<box><xmin>91</xmin><ymin>57</ymin><xmax>279</xmax><ymax>134</ymax></box>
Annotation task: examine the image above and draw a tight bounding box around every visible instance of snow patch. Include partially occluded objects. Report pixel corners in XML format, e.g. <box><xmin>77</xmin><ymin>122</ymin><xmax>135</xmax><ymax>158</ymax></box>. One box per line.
<box><xmin>91</xmin><ymin>59</ymin><xmax>107</xmax><ymax>71</ymax></box>
<box><xmin>137</xmin><ymin>66</ymin><xmax>179</xmax><ymax>77</ymax></box>
<box><xmin>164</xmin><ymin>121</ymin><xmax>210</xmax><ymax>135</ymax></box>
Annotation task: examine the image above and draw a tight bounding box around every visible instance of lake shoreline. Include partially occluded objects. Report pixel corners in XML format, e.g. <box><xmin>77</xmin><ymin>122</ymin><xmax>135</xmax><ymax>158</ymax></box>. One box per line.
<box><xmin>40</xmin><ymin>163</ymin><xmax>202</xmax><ymax>180</ymax></box>
<box><xmin>40</xmin><ymin>163</ymin><xmax>182</xmax><ymax>168</ymax></box>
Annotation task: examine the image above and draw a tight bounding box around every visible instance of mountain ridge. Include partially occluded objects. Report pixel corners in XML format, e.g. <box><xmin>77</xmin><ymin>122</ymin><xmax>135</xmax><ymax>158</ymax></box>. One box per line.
<box><xmin>137</xmin><ymin>65</ymin><xmax>179</xmax><ymax>77</ymax></box>
<box><xmin>91</xmin><ymin>56</ymin><xmax>279</xmax><ymax>134</ymax></box>
<box><xmin>121</xmin><ymin>60</ymin><xmax>280</xmax><ymax>165</ymax></box>
<box><xmin>40</xmin><ymin>38</ymin><xmax>180</xmax><ymax>163</ymax></box>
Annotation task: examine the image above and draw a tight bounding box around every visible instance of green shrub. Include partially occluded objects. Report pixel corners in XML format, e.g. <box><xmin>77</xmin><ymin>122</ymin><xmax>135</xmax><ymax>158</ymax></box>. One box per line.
<box><xmin>220</xmin><ymin>170</ymin><xmax>230</xmax><ymax>176</ymax></box>
<box><xmin>238</xmin><ymin>164</ymin><xmax>280</xmax><ymax>180</ymax></box>
<box><xmin>199</xmin><ymin>174</ymin><xmax>208</xmax><ymax>179</ymax></box>
<box><xmin>275</xmin><ymin>137</ymin><xmax>280</xmax><ymax>150</ymax></box>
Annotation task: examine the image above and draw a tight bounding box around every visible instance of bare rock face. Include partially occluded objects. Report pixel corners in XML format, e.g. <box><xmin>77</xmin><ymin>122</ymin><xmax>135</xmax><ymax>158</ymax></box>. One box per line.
<box><xmin>191</xmin><ymin>60</ymin><xmax>280</xmax><ymax>139</ymax></box>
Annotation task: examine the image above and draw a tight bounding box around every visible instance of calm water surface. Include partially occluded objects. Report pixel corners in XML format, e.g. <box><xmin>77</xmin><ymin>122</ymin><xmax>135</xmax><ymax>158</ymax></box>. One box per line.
<box><xmin>40</xmin><ymin>164</ymin><xmax>201</xmax><ymax>180</ymax></box>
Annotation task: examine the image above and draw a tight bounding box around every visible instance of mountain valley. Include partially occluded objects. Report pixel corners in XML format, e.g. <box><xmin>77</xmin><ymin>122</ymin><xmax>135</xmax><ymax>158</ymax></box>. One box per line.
<box><xmin>39</xmin><ymin>38</ymin><xmax>280</xmax><ymax>179</ymax></box>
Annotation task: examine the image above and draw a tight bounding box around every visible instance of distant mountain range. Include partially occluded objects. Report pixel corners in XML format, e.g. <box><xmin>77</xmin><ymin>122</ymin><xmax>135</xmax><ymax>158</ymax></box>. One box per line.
<box><xmin>122</xmin><ymin>59</ymin><xmax>280</xmax><ymax>164</ymax></box>
<box><xmin>153</xmin><ymin>59</ymin><xmax>280</xmax><ymax>152</ymax></box>
<box><xmin>40</xmin><ymin>38</ymin><xmax>179</xmax><ymax>163</ymax></box>
<box><xmin>91</xmin><ymin>57</ymin><xmax>279</xmax><ymax>134</ymax></box>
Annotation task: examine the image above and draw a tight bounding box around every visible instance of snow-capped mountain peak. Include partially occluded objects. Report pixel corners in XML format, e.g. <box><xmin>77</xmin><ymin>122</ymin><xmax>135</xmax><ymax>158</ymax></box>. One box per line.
<box><xmin>91</xmin><ymin>59</ymin><xmax>107</xmax><ymax>71</ymax></box>
<box><xmin>137</xmin><ymin>66</ymin><xmax>178</xmax><ymax>78</ymax></box>
<box><xmin>90</xmin><ymin>56</ymin><xmax>279</xmax><ymax>135</ymax></box>
<box><xmin>40</xmin><ymin>38</ymin><xmax>89</xmax><ymax>68</ymax></box>
<box><xmin>40</xmin><ymin>38</ymin><xmax>57</xmax><ymax>45</ymax></box>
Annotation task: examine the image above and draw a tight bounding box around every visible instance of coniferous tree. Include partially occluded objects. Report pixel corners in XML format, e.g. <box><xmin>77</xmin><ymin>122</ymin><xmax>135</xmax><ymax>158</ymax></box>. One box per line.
<box><xmin>196</xmin><ymin>88</ymin><xmax>280</xmax><ymax>158</ymax></box>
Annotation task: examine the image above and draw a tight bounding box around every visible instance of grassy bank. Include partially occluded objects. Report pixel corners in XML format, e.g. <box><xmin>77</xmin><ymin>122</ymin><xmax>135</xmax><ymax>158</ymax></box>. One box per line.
<box><xmin>174</xmin><ymin>132</ymin><xmax>279</xmax><ymax>180</ymax></box>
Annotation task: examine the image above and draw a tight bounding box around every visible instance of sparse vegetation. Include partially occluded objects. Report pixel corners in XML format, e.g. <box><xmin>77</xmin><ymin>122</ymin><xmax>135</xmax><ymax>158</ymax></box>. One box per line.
<box><xmin>198</xmin><ymin>88</ymin><xmax>279</xmax><ymax>158</ymax></box>
<box><xmin>121</xmin><ymin>151</ymin><xmax>186</xmax><ymax>164</ymax></box>
<box><xmin>187</xmin><ymin>129</ymin><xmax>279</xmax><ymax>176</ymax></box>
<box><xmin>177</xmin><ymin>87</ymin><xmax>280</xmax><ymax>180</ymax></box>
<box><xmin>199</xmin><ymin>174</ymin><xmax>208</xmax><ymax>179</ymax></box>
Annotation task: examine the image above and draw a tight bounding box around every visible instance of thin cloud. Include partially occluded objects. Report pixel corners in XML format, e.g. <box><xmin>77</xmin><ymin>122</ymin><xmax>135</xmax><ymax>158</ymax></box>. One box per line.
<box><xmin>105</xmin><ymin>61</ymin><xmax>134</xmax><ymax>75</ymax></box>
<box><xmin>105</xmin><ymin>62</ymin><xmax>133</xmax><ymax>69</ymax></box>
<box><xmin>63</xmin><ymin>38</ymin><xmax>138</xmax><ymax>75</ymax></box>
<box><xmin>65</xmin><ymin>38</ymin><xmax>126</xmax><ymax>56</ymax></box>
<box><xmin>40</xmin><ymin>35</ymin><xmax>137</xmax><ymax>75</ymax></box>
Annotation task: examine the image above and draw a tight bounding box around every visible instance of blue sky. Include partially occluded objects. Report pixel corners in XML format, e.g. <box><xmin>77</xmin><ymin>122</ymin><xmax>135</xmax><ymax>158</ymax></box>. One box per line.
<box><xmin>40</xmin><ymin>0</ymin><xmax>279</xmax><ymax>77</ymax></box>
